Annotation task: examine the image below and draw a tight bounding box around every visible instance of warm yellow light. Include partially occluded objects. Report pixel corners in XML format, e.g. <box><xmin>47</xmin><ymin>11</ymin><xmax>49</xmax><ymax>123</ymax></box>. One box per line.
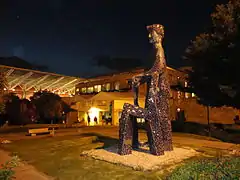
<box><xmin>12</xmin><ymin>89</ymin><xmax>15</xmax><ymax>91</ymax></box>
<box><xmin>148</xmin><ymin>34</ymin><xmax>152</xmax><ymax>38</ymax></box>
<box><xmin>88</xmin><ymin>107</ymin><xmax>102</xmax><ymax>126</ymax></box>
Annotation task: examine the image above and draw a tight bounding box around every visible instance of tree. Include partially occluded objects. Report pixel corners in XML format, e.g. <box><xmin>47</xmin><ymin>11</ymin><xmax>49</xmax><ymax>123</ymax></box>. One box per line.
<box><xmin>2</xmin><ymin>93</ymin><xmax>23</xmax><ymax>125</ymax></box>
<box><xmin>30</xmin><ymin>91</ymin><xmax>72</xmax><ymax>124</ymax></box>
<box><xmin>184</xmin><ymin>0</ymin><xmax>240</xmax><ymax>109</ymax></box>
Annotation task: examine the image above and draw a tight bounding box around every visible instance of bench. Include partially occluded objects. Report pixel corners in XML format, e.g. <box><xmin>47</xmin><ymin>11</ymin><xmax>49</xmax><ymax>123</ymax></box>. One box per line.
<box><xmin>28</xmin><ymin>128</ymin><xmax>50</xmax><ymax>136</ymax></box>
<box><xmin>48</xmin><ymin>124</ymin><xmax>60</xmax><ymax>130</ymax></box>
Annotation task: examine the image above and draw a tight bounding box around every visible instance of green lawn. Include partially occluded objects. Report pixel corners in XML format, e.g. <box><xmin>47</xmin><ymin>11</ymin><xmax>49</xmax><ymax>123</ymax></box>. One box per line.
<box><xmin>1</xmin><ymin>128</ymin><xmax>239</xmax><ymax>180</ymax></box>
<box><xmin>2</xmin><ymin>135</ymin><xmax>166</xmax><ymax>180</ymax></box>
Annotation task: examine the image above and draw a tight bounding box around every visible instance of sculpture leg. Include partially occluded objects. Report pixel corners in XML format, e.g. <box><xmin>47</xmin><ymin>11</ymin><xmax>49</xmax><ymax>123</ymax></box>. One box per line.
<box><xmin>118</xmin><ymin>103</ymin><xmax>145</xmax><ymax>155</ymax></box>
<box><xmin>162</xmin><ymin>118</ymin><xmax>173</xmax><ymax>151</ymax></box>
<box><xmin>145</xmin><ymin>113</ymin><xmax>165</xmax><ymax>156</ymax></box>
<box><xmin>160</xmin><ymin>100</ymin><xmax>173</xmax><ymax>151</ymax></box>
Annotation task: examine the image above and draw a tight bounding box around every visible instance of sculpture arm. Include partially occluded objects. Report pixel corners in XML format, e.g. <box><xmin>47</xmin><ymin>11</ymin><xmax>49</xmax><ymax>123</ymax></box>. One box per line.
<box><xmin>131</xmin><ymin>73</ymin><xmax>152</xmax><ymax>88</ymax></box>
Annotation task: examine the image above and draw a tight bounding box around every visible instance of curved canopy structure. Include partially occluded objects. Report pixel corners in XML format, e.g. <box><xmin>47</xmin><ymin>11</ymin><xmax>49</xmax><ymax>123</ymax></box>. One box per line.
<box><xmin>0</xmin><ymin>65</ymin><xmax>84</xmax><ymax>98</ymax></box>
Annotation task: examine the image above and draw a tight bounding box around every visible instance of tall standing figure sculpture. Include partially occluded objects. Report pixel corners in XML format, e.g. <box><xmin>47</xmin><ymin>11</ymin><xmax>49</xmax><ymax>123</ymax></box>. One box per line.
<box><xmin>118</xmin><ymin>24</ymin><xmax>173</xmax><ymax>156</ymax></box>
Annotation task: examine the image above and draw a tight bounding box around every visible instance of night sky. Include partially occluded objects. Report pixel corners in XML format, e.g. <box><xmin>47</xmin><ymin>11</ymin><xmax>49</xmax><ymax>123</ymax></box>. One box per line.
<box><xmin>0</xmin><ymin>0</ymin><xmax>227</xmax><ymax>77</ymax></box>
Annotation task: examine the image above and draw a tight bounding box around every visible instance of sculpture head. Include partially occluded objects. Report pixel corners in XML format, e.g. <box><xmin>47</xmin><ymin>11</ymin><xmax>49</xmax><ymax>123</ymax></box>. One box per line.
<box><xmin>147</xmin><ymin>24</ymin><xmax>164</xmax><ymax>44</ymax></box>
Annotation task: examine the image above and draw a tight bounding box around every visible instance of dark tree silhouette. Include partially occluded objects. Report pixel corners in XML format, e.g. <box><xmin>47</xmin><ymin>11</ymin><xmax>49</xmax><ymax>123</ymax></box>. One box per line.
<box><xmin>30</xmin><ymin>91</ymin><xmax>72</xmax><ymax>124</ymax></box>
<box><xmin>184</xmin><ymin>0</ymin><xmax>240</xmax><ymax>109</ymax></box>
<box><xmin>2</xmin><ymin>93</ymin><xmax>34</xmax><ymax>125</ymax></box>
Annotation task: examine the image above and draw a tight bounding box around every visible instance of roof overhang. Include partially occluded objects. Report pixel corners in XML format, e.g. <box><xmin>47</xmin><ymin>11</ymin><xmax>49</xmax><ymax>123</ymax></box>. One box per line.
<box><xmin>0</xmin><ymin>65</ymin><xmax>85</xmax><ymax>97</ymax></box>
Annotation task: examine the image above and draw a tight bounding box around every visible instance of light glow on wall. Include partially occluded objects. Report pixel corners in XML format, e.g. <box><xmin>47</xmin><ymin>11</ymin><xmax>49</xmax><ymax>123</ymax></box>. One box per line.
<box><xmin>88</xmin><ymin>107</ymin><xmax>102</xmax><ymax>126</ymax></box>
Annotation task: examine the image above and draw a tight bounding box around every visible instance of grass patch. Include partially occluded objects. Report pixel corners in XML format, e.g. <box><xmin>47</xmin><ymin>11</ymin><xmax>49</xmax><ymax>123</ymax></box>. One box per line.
<box><xmin>0</xmin><ymin>128</ymin><xmax>237</xmax><ymax>180</ymax></box>
<box><xmin>172</xmin><ymin>133</ymin><xmax>221</xmax><ymax>141</ymax></box>
<box><xmin>1</xmin><ymin>135</ymin><xmax>165</xmax><ymax>180</ymax></box>
<box><xmin>166</xmin><ymin>156</ymin><xmax>240</xmax><ymax>180</ymax></box>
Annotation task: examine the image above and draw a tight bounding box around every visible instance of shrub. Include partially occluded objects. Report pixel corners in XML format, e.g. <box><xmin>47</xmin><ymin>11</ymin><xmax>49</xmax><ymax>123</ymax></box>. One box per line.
<box><xmin>167</xmin><ymin>156</ymin><xmax>240</xmax><ymax>180</ymax></box>
<box><xmin>0</xmin><ymin>156</ymin><xmax>19</xmax><ymax>180</ymax></box>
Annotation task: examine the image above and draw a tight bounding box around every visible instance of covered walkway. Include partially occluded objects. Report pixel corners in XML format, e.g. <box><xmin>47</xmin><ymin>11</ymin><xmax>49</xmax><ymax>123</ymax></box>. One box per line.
<box><xmin>0</xmin><ymin>65</ymin><xmax>84</xmax><ymax>98</ymax></box>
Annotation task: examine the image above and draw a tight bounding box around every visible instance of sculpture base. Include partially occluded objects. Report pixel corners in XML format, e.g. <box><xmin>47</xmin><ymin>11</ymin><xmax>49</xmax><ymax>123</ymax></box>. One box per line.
<box><xmin>81</xmin><ymin>145</ymin><xmax>199</xmax><ymax>171</ymax></box>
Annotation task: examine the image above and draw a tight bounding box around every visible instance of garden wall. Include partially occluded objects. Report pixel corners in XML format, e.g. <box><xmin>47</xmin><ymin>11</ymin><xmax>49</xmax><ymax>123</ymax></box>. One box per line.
<box><xmin>171</xmin><ymin>99</ymin><xmax>238</xmax><ymax>125</ymax></box>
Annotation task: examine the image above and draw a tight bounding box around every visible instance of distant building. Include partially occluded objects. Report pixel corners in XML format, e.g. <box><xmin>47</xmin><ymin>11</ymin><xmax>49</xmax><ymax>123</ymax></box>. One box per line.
<box><xmin>66</xmin><ymin>66</ymin><xmax>238</xmax><ymax>126</ymax></box>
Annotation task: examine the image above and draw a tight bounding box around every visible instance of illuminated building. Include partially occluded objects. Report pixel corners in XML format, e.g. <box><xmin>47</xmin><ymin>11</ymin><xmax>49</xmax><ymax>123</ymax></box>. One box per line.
<box><xmin>68</xmin><ymin>66</ymin><xmax>238</xmax><ymax>126</ymax></box>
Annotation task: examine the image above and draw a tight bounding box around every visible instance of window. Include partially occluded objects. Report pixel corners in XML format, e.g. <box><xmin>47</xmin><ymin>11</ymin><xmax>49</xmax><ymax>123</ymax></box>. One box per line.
<box><xmin>94</xmin><ymin>85</ymin><xmax>101</xmax><ymax>92</ymax></box>
<box><xmin>81</xmin><ymin>87</ymin><xmax>86</xmax><ymax>93</ymax></box>
<box><xmin>137</xmin><ymin>118</ymin><xmax>145</xmax><ymax>123</ymax></box>
<box><xmin>192</xmin><ymin>93</ymin><xmax>196</xmax><ymax>97</ymax></box>
<box><xmin>101</xmin><ymin>84</ymin><xmax>106</xmax><ymax>91</ymax></box>
<box><xmin>185</xmin><ymin>92</ymin><xmax>189</xmax><ymax>98</ymax></box>
<box><xmin>118</xmin><ymin>111</ymin><xmax>122</xmax><ymax>119</ymax></box>
<box><xmin>106</xmin><ymin>83</ymin><xmax>111</xmax><ymax>91</ymax></box>
<box><xmin>170</xmin><ymin>90</ymin><xmax>173</xmax><ymax>98</ymax></box>
<box><xmin>177</xmin><ymin>91</ymin><xmax>181</xmax><ymax>99</ymax></box>
<box><xmin>76</xmin><ymin>88</ymin><xmax>79</xmax><ymax>92</ymax></box>
<box><xmin>114</xmin><ymin>81</ymin><xmax>120</xmax><ymax>90</ymax></box>
<box><xmin>87</xmin><ymin>87</ymin><xmax>93</xmax><ymax>93</ymax></box>
<box><xmin>184</xmin><ymin>81</ymin><xmax>188</xmax><ymax>87</ymax></box>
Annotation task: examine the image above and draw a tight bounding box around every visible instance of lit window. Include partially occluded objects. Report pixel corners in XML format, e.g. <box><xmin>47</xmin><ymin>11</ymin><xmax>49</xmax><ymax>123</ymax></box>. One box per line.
<box><xmin>76</xmin><ymin>88</ymin><xmax>79</xmax><ymax>92</ymax></box>
<box><xmin>118</xmin><ymin>111</ymin><xmax>122</xmax><ymax>119</ymax></box>
<box><xmin>106</xmin><ymin>83</ymin><xmax>111</xmax><ymax>91</ymax></box>
<box><xmin>192</xmin><ymin>93</ymin><xmax>196</xmax><ymax>97</ymax></box>
<box><xmin>177</xmin><ymin>91</ymin><xmax>181</xmax><ymax>99</ymax></box>
<box><xmin>184</xmin><ymin>81</ymin><xmax>188</xmax><ymax>87</ymax></box>
<box><xmin>87</xmin><ymin>87</ymin><xmax>94</xmax><ymax>93</ymax></box>
<box><xmin>170</xmin><ymin>90</ymin><xmax>173</xmax><ymax>98</ymax></box>
<box><xmin>101</xmin><ymin>84</ymin><xmax>106</xmax><ymax>91</ymax></box>
<box><xmin>114</xmin><ymin>81</ymin><xmax>120</xmax><ymax>90</ymax></box>
<box><xmin>81</xmin><ymin>87</ymin><xmax>86</xmax><ymax>93</ymax></box>
<box><xmin>137</xmin><ymin>118</ymin><xmax>145</xmax><ymax>123</ymax></box>
<box><xmin>185</xmin><ymin>92</ymin><xmax>189</xmax><ymax>98</ymax></box>
<box><xmin>94</xmin><ymin>85</ymin><xmax>101</xmax><ymax>92</ymax></box>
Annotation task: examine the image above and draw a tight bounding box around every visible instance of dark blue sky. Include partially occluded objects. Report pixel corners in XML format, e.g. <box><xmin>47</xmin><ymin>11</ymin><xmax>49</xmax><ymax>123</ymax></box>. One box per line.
<box><xmin>0</xmin><ymin>0</ymin><xmax>227</xmax><ymax>76</ymax></box>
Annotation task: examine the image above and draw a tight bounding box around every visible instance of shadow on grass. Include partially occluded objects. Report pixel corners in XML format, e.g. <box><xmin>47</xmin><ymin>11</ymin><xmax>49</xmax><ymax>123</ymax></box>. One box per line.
<box><xmin>78</xmin><ymin>132</ymin><xmax>119</xmax><ymax>148</ymax></box>
<box><xmin>79</xmin><ymin>132</ymin><xmax>152</xmax><ymax>155</ymax></box>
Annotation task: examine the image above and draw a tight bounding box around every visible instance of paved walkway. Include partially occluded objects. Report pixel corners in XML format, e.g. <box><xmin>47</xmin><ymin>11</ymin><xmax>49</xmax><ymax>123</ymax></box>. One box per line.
<box><xmin>1</xmin><ymin>127</ymin><xmax>239</xmax><ymax>151</ymax></box>
<box><xmin>78</xmin><ymin>127</ymin><xmax>240</xmax><ymax>151</ymax></box>
<box><xmin>0</xmin><ymin>149</ymin><xmax>53</xmax><ymax>180</ymax></box>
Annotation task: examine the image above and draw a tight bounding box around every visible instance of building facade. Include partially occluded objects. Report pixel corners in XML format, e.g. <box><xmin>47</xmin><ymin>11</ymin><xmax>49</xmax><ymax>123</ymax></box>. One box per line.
<box><xmin>68</xmin><ymin>67</ymin><xmax>238</xmax><ymax>126</ymax></box>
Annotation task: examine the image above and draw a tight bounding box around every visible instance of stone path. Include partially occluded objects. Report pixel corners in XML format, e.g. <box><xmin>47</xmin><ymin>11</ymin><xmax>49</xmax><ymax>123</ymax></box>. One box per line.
<box><xmin>0</xmin><ymin>149</ymin><xmax>53</xmax><ymax>180</ymax></box>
